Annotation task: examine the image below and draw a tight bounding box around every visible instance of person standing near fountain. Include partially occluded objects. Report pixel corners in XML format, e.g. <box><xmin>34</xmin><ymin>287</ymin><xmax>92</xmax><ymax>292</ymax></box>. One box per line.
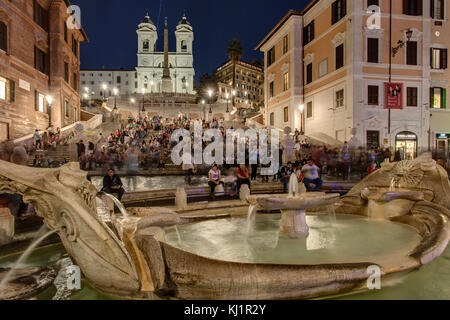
<box><xmin>280</xmin><ymin>162</ymin><xmax>294</xmax><ymax>193</ymax></box>
<box><xmin>301</xmin><ymin>159</ymin><xmax>323</xmax><ymax>192</ymax></box>
<box><xmin>102</xmin><ymin>169</ymin><xmax>125</xmax><ymax>201</ymax></box>
<box><xmin>236</xmin><ymin>164</ymin><xmax>251</xmax><ymax>195</ymax></box>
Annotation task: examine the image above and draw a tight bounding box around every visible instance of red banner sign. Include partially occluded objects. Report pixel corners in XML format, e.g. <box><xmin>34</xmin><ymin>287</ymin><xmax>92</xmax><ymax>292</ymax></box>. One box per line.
<box><xmin>385</xmin><ymin>83</ymin><xmax>403</xmax><ymax>109</ymax></box>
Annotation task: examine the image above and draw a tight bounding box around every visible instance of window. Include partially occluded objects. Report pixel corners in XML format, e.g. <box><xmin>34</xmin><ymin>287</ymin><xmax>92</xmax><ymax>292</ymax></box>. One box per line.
<box><xmin>269</xmin><ymin>81</ymin><xmax>274</xmax><ymax>98</ymax></box>
<box><xmin>73</xmin><ymin>108</ymin><xmax>78</xmax><ymax>122</ymax></box>
<box><xmin>303</xmin><ymin>21</ymin><xmax>315</xmax><ymax>46</ymax></box>
<box><xmin>34</xmin><ymin>0</ymin><xmax>49</xmax><ymax>31</ymax></box>
<box><xmin>318</xmin><ymin>58</ymin><xmax>328</xmax><ymax>78</ymax></box>
<box><xmin>368</xmin><ymin>85</ymin><xmax>379</xmax><ymax>105</ymax></box>
<box><xmin>64</xmin><ymin>21</ymin><xmax>68</xmax><ymax>43</ymax></box>
<box><xmin>181</xmin><ymin>40</ymin><xmax>187</xmax><ymax>52</ymax></box>
<box><xmin>64</xmin><ymin>62</ymin><xmax>69</xmax><ymax>83</ymax></box>
<box><xmin>431</xmin><ymin>87</ymin><xmax>446</xmax><ymax>109</ymax></box>
<box><xmin>406</xmin><ymin>41</ymin><xmax>418</xmax><ymax>65</ymax></box>
<box><xmin>367</xmin><ymin>38</ymin><xmax>379</xmax><ymax>63</ymax></box>
<box><xmin>332</xmin><ymin>0</ymin><xmax>347</xmax><ymax>24</ymax></box>
<box><xmin>336</xmin><ymin>89</ymin><xmax>344</xmax><ymax>108</ymax></box>
<box><xmin>0</xmin><ymin>77</ymin><xmax>6</xmax><ymax>100</ymax></box>
<box><xmin>307</xmin><ymin>101</ymin><xmax>313</xmax><ymax>119</ymax></box>
<box><xmin>143</xmin><ymin>40</ymin><xmax>149</xmax><ymax>51</ymax></box>
<box><xmin>64</xmin><ymin>99</ymin><xmax>69</xmax><ymax>117</ymax></box>
<box><xmin>431</xmin><ymin>48</ymin><xmax>448</xmax><ymax>69</ymax></box>
<box><xmin>282</xmin><ymin>72</ymin><xmax>289</xmax><ymax>91</ymax></box>
<box><xmin>34</xmin><ymin>46</ymin><xmax>49</xmax><ymax>75</ymax></box>
<box><xmin>284</xmin><ymin>107</ymin><xmax>289</xmax><ymax>122</ymax></box>
<box><xmin>282</xmin><ymin>35</ymin><xmax>289</xmax><ymax>54</ymax></box>
<box><xmin>403</xmin><ymin>0</ymin><xmax>423</xmax><ymax>16</ymax></box>
<box><xmin>336</xmin><ymin>44</ymin><xmax>344</xmax><ymax>69</ymax></box>
<box><xmin>72</xmin><ymin>36</ymin><xmax>78</xmax><ymax>57</ymax></box>
<box><xmin>0</xmin><ymin>21</ymin><xmax>7</xmax><ymax>52</ymax></box>
<box><xmin>35</xmin><ymin>91</ymin><xmax>45</xmax><ymax>113</ymax></box>
<box><xmin>306</xmin><ymin>63</ymin><xmax>313</xmax><ymax>84</ymax></box>
<box><xmin>117</xmin><ymin>76</ymin><xmax>121</xmax><ymax>84</ymax></box>
<box><xmin>407</xmin><ymin>87</ymin><xmax>418</xmax><ymax>107</ymax></box>
<box><xmin>367</xmin><ymin>0</ymin><xmax>379</xmax><ymax>8</ymax></box>
<box><xmin>270</xmin><ymin>112</ymin><xmax>274</xmax><ymax>126</ymax></box>
<box><xmin>267</xmin><ymin>47</ymin><xmax>275</xmax><ymax>66</ymax></box>
<box><xmin>431</xmin><ymin>0</ymin><xmax>445</xmax><ymax>20</ymax></box>
<box><xmin>73</xmin><ymin>73</ymin><xmax>78</xmax><ymax>91</ymax></box>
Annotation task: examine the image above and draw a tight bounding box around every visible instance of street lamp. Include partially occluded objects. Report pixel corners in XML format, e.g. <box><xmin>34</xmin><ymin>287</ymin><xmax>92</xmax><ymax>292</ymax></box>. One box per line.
<box><xmin>208</xmin><ymin>89</ymin><xmax>213</xmax><ymax>116</ymax></box>
<box><xmin>113</xmin><ymin>88</ymin><xmax>119</xmax><ymax>111</ymax></box>
<box><xmin>299</xmin><ymin>104</ymin><xmax>305</xmax><ymax>135</ymax></box>
<box><xmin>46</xmin><ymin>95</ymin><xmax>53</xmax><ymax>128</ymax></box>
<box><xmin>225</xmin><ymin>93</ymin><xmax>230</xmax><ymax>113</ymax></box>
<box><xmin>392</xmin><ymin>29</ymin><xmax>413</xmax><ymax>57</ymax></box>
<box><xmin>102</xmin><ymin>83</ymin><xmax>108</xmax><ymax>102</ymax></box>
<box><xmin>141</xmin><ymin>87</ymin><xmax>146</xmax><ymax>113</ymax></box>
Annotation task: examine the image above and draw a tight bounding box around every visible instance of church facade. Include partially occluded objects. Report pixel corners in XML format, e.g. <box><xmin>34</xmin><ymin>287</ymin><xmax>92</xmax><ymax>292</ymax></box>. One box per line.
<box><xmin>80</xmin><ymin>12</ymin><xmax>195</xmax><ymax>100</ymax></box>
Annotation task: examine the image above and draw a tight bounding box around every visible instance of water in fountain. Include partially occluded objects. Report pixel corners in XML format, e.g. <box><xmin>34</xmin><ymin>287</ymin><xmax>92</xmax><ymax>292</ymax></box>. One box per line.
<box><xmin>0</xmin><ymin>226</ymin><xmax>61</xmax><ymax>291</ymax></box>
<box><xmin>327</xmin><ymin>205</ymin><xmax>337</xmax><ymax>224</ymax></box>
<box><xmin>246</xmin><ymin>204</ymin><xmax>258</xmax><ymax>234</ymax></box>
<box><xmin>288</xmin><ymin>174</ymin><xmax>299</xmax><ymax>197</ymax></box>
<box><xmin>174</xmin><ymin>226</ymin><xmax>182</xmax><ymax>245</ymax></box>
<box><xmin>100</xmin><ymin>192</ymin><xmax>129</xmax><ymax>218</ymax></box>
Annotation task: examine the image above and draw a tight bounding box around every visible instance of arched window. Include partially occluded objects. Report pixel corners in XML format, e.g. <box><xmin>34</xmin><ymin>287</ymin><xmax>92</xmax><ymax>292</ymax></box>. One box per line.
<box><xmin>143</xmin><ymin>40</ymin><xmax>149</xmax><ymax>51</ymax></box>
<box><xmin>0</xmin><ymin>21</ymin><xmax>7</xmax><ymax>52</ymax></box>
<box><xmin>181</xmin><ymin>40</ymin><xmax>187</xmax><ymax>52</ymax></box>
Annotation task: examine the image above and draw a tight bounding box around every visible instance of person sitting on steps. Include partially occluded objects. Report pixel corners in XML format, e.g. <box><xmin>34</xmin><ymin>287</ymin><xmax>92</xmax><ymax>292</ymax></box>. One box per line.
<box><xmin>301</xmin><ymin>159</ymin><xmax>323</xmax><ymax>192</ymax></box>
<box><xmin>208</xmin><ymin>164</ymin><xmax>224</xmax><ymax>200</ymax></box>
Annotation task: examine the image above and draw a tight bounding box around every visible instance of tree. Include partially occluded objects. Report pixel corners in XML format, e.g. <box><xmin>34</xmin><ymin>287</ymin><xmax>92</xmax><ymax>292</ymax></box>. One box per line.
<box><xmin>226</xmin><ymin>39</ymin><xmax>244</xmax><ymax>61</ymax></box>
<box><xmin>194</xmin><ymin>73</ymin><xmax>218</xmax><ymax>104</ymax></box>
<box><xmin>226</xmin><ymin>39</ymin><xmax>244</xmax><ymax>107</ymax></box>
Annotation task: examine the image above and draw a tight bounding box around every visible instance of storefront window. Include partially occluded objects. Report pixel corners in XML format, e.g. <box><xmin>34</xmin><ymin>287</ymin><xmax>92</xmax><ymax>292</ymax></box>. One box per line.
<box><xmin>395</xmin><ymin>132</ymin><xmax>417</xmax><ymax>160</ymax></box>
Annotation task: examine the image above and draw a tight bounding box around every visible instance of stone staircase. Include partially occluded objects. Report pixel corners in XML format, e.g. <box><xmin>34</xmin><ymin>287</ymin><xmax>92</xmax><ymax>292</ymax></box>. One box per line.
<box><xmin>27</xmin><ymin>144</ymin><xmax>72</xmax><ymax>166</ymax></box>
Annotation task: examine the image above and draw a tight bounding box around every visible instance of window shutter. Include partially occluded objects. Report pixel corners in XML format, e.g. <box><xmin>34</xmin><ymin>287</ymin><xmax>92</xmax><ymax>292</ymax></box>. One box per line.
<box><xmin>430</xmin><ymin>0</ymin><xmax>435</xmax><ymax>18</ymax></box>
<box><xmin>403</xmin><ymin>0</ymin><xmax>409</xmax><ymax>14</ymax></box>
<box><xmin>442</xmin><ymin>49</ymin><xmax>448</xmax><ymax>69</ymax></box>
<box><xmin>0</xmin><ymin>22</ymin><xmax>7</xmax><ymax>52</ymax></box>
<box><xmin>35</xmin><ymin>90</ymin><xmax>38</xmax><ymax>111</ymax></box>
<box><xmin>311</xmin><ymin>21</ymin><xmax>315</xmax><ymax>41</ymax></box>
<box><xmin>9</xmin><ymin>79</ymin><xmax>15</xmax><ymax>103</ymax></box>
<box><xmin>342</xmin><ymin>0</ymin><xmax>347</xmax><ymax>17</ymax></box>
<box><xmin>417</xmin><ymin>0</ymin><xmax>423</xmax><ymax>15</ymax></box>
<box><xmin>332</xmin><ymin>1</ymin><xmax>337</xmax><ymax>24</ymax></box>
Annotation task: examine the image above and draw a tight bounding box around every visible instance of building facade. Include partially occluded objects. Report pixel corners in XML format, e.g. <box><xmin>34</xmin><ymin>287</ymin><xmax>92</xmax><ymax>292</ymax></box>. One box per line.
<box><xmin>215</xmin><ymin>59</ymin><xmax>264</xmax><ymax>107</ymax></box>
<box><xmin>258</xmin><ymin>0</ymin><xmax>450</xmax><ymax>160</ymax></box>
<box><xmin>0</xmin><ymin>0</ymin><xmax>88</xmax><ymax>141</ymax></box>
<box><xmin>256</xmin><ymin>11</ymin><xmax>304</xmax><ymax>131</ymax></box>
<box><xmin>81</xmin><ymin>13</ymin><xmax>195</xmax><ymax>100</ymax></box>
<box><xmin>81</xmin><ymin>69</ymin><xmax>136</xmax><ymax>100</ymax></box>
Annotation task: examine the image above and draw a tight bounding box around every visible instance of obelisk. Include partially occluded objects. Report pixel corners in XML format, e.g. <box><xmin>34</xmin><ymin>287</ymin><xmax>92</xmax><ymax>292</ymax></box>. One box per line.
<box><xmin>161</xmin><ymin>17</ymin><xmax>173</xmax><ymax>93</ymax></box>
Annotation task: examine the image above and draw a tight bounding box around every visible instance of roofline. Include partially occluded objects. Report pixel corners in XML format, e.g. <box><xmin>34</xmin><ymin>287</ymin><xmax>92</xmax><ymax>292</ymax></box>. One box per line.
<box><xmin>81</xmin><ymin>69</ymin><xmax>136</xmax><ymax>72</ymax></box>
<box><xmin>254</xmin><ymin>10</ymin><xmax>302</xmax><ymax>51</ymax></box>
<box><xmin>215</xmin><ymin>59</ymin><xmax>264</xmax><ymax>72</ymax></box>
<box><xmin>63</xmin><ymin>0</ymin><xmax>89</xmax><ymax>42</ymax></box>
<box><xmin>300</xmin><ymin>0</ymin><xmax>320</xmax><ymax>15</ymax></box>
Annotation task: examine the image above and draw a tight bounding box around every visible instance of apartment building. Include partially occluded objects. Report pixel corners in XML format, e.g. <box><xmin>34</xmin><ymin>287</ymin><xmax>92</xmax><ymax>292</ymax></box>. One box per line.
<box><xmin>256</xmin><ymin>10</ymin><xmax>303</xmax><ymax>130</ymax></box>
<box><xmin>0</xmin><ymin>0</ymin><xmax>88</xmax><ymax>140</ymax></box>
<box><xmin>215</xmin><ymin>59</ymin><xmax>264</xmax><ymax>107</ymax></box>
<box><xmin>258</xmin><ymin>0</ymin><xmax>450</xmax><ymax>160</ymax></box>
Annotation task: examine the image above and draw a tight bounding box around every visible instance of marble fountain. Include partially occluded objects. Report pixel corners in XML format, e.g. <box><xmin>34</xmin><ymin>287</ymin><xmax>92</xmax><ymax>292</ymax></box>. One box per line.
<box><xmin>0</xmin><ymin>153</ymin><xmax>449</xmax><ymax>300</ymax></box>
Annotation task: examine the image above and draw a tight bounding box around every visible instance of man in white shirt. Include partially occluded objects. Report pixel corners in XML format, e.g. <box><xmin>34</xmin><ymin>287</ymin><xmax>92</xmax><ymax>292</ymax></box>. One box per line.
<box><xmin>301</xmin><ymin>159</ymin><xmax>323</xmax><ymax>191</ymax></box>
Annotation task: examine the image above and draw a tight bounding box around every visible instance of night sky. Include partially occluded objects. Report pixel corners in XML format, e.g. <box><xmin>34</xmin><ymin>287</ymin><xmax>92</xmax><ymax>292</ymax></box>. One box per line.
<box><xmin>71</xmin><ymin>0</ymin><xmax>310</xmax><ymax>83</ymax></box>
